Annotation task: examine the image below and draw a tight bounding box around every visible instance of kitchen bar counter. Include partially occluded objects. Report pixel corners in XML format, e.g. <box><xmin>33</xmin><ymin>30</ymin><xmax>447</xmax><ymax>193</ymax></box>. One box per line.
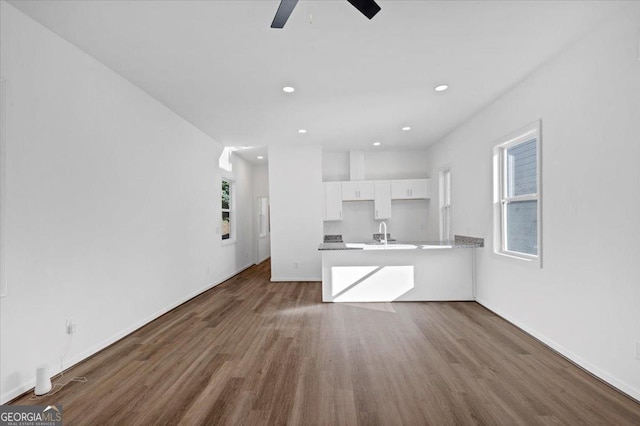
<box><xmin>320</xmin><ymin>235</ymin><xmax>483</xmax><ymax>303</ymax></box>
<box><xmin>318</xmin><ymin>235</ymin><xmax>483</xmax><ymax>251</ymax></box>
<box><xmin>318</xmin><ymin>240</ymin><xmax>482</xmax><ymax>250</ymax></box>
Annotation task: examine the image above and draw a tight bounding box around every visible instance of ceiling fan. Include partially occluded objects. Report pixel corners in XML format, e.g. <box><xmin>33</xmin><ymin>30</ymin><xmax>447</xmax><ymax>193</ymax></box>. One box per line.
<box><xmin>271</xmin><ymin>0</ymin><xmax>381</xmax><ymax>29</ymax></box>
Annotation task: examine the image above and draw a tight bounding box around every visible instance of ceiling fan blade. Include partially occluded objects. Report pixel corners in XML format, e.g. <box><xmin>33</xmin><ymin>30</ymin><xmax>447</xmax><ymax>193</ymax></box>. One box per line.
<box><xmin>271</xmin><ymin>0</ymin><xmax>299</xmax><ymax>29</ymax></box>
<box><xmin>346</xmin><ymin>0</ymin><xmax>381</xmax><ymax>20</ymax></box>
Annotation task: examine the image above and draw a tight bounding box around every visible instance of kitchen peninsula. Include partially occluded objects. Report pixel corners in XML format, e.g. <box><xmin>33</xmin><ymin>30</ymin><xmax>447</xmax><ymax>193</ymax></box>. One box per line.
<box><xmin>318</xmin><ymin>236</ymin><xmax>483</xmax><ymax>302</ymax></box>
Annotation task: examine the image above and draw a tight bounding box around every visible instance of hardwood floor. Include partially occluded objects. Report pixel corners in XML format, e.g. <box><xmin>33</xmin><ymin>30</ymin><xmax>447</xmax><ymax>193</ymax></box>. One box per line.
<box><xmin>12</xmin><ymin>260</ymin><xmax>640</xmax><ymax>425</ymax></box>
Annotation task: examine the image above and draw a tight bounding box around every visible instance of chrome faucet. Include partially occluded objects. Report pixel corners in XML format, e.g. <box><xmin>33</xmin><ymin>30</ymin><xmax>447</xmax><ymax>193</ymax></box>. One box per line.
<box><xmin>378</xmin><ymin>221</ymin><xmax>388</xmax><ymax>247</ymax></box>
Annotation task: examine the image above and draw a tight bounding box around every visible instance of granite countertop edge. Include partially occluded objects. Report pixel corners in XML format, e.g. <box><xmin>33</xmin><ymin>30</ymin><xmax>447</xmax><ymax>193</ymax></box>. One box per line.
<box><xmin>318</xmin><ymin>235</ymin><xmax>484</xmax><ymax>251</ymax></box>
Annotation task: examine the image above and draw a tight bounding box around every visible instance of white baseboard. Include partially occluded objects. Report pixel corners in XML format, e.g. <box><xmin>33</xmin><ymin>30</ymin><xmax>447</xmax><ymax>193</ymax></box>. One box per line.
<box><xmin>270</xmin><ymin>276</ymin><xmax>321</xmax><ymax>282</ymax></box>
<box><xmin>255</xmin><ymin>255</ymin><xmax>270</xmax><ymax>265</ymax></box>
<box><xmin>475</xmin><ymin>297</ymin><xmax>640</xmax><ymax>403</ymax></box>
<box><xmin>0</xmin><ymin>263</ymin><xmax>254</xmax><ymax>404</ymax></box>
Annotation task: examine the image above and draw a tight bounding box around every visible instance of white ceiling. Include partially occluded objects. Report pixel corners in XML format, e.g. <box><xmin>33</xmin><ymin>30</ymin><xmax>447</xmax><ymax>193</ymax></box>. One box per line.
<box><xmin>9</xmin><ymin>0</ymin><xmax>623</xmax><ymax>163</ymax></box>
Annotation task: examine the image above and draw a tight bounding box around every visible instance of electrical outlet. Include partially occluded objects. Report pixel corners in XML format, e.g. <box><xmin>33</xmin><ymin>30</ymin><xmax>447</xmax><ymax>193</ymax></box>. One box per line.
<box><xmin>66</xmin><ymin>320</ymin><xmax>76</xmax><ymax>335</ymax></box>
<box><xmin>293</xmin><ymin>262</ymin><xmax>299</xmax><ymax>269</ymax></box>
<box><xmin>636</xmin><ymin>342</ymin><xmax>640</xmax><ymax>360</ymax></box>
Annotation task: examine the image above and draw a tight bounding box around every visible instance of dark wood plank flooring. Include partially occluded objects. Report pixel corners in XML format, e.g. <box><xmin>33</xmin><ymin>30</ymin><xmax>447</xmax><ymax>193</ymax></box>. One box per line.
<box><xmin>12</xmin><ymin>261</ymin><xmax>640</xmax><ymax>425</ymax></box>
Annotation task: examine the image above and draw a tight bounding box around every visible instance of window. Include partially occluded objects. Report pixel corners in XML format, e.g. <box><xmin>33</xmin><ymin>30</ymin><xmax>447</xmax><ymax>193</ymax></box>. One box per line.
<box><xmin>219</xmin><ymin>147</ymin><xmax>234</xmax><ymax>172</ymax></box>
<box><xmin>439</xmin><ymin>167</ymin><xmax>452</xmax><ymax>241</ymax></box>
<box><xmin>221</xmin><ymin>178</ymin><xmax>234</xmax><ymax>242</ymax></box>
<box><xmin>494</xmin><ymin>121</ymin><xmax>541</xmax><ymax>264</ymax></box>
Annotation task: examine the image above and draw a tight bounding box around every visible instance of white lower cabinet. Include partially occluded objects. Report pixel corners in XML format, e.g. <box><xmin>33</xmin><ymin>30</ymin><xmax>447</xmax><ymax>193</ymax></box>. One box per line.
<box><xmin>374</xmin><ymin>181</ymin><xmax>392</xmax><ymax>219</ymax></box>
<box><xmin>324</xmin><ymin>182</ymin><xmax>343</xmax><ymax>221</ymax></box>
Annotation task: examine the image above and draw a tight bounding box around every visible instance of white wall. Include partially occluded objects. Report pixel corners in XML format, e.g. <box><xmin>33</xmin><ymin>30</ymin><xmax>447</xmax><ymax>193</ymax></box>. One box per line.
<box><xmin>253</xmin><ymin>164</ymin><xmax>270</xmax><ymax>203</ymax></box>
<box><xmin>269</xmin><ymin>145</ymin><xmax>323</xmax><ymax>281</ymax></box>
<box><xmin>322</xmin><ymin>151</ymin><xmax>350</xmax><ymax>181</ymax></box>
<box><xmin>425</xmin><ymin>6</ymin><xmax>640</xmax><ymax>399</ymax></box>
<box><xmin>0</xmin><ymin>3</ymin><xmax>253</xmax><ymax>403</ymax></box>
<box><xmin>361</xmin><ymin>150</ymin><xmax>431</xmax><ymax>181</ymax></box>
<box><xmin>323</xmin><ymin>149</ymin><xmax>430</xmax><ymax>241</ymax></box>
<box><xmin>253</xmin><ymin>163</ymin><xmax>270</xmax><ymax>264</ymax></box>
<box><xmin>322</xmin><ymin>150</ymin><xmax>430</xmax><ymax>181</ymax></box>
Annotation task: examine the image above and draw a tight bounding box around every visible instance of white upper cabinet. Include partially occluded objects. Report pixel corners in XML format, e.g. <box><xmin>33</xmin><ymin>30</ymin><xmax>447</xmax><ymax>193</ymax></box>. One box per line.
<box><xmin>391</xmin><ymin>179</ymin><xmax>431</xmax><ymax>200</ymax></box>
<box><xmin>374</xmin><ymin>180</ymin><xmax>392</xmax><ymax>219</ymax></box>
<box><xmin>324</xmin><ymin>182</ymin><xmax>343</xmax><ymax>221</ymax></box>
<box><xmin>357</xmin><ymin>181</ymin><xmax>375</xmax><ymax>200</ymax></box>
<box><xmin>341</xmin><ymin>181</ymin><xmax>374</xmax><ymax>201</ymax></box>
<box><xmin>324</xmin><ymin>178</ymin><xmax>429</xmax><ymax>221</ymax></box>
<box><xmin>341</xmin><ymin>181</ymin><xmax>358</xmax><ymax>200</ymax></box>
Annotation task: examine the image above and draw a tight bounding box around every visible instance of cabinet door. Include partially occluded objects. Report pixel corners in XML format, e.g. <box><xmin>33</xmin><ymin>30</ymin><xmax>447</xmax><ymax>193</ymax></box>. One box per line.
<box><xmin>342</xmin><ymin>181</ymin><xmax>374</xmax><ymax>200</ymax></box>
<box><xmin>374</xmin><ymin>181</ymin><xmax>392</xmax><ymax>219</ymax></box>
<box><xmin>358</xmin><ymin>181</ymin><xmax>375</xmax><ymax>200</ymax></box>
<box><xmin>391</xmin><ymin>179</ymin><xmax>412</xmax><ymax>199</ymax></box>
<box><xmin>341</xmin><ymin>181</ymin><xmax>359</xmax><ymax>201</ymax></box>
<box><xmin>324</xmin><ymin>182</ymin><xmax>343</xmax><ymax>221</ymax></box>
<box><xmin>409</xmin><ymin>179</ymin><xmax>430</xmax><ymax>199</ymax></box>
<box><xmin>391</xmin><ymin>179</ymin><xmax>431</xmax><ymax>199</ymax></box>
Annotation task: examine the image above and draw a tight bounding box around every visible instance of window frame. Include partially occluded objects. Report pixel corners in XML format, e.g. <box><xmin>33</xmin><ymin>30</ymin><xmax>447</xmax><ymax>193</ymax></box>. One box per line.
<box><xmin>493</xmin><ymin>120</ymin><xmax>542</xmax><ymax>266</ymax></box>
<box><xmin>221</xmin><ymin>176</ymin><xmax>236</xmax><ymax>245</ymax></box>
<box><xmin>438</xmin><ymin>165</ymin><xmax>452</xmax><ymax>241</ymax></box>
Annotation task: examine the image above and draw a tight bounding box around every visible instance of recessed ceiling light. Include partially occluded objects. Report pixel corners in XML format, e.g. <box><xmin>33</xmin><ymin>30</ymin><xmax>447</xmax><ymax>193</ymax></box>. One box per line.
<box><xmin>257</xmin><ymin>156</ymin><xmax>264</xmax><ymax>160</ymax></box>
<box><xmin>283</xmin><ymin>86</ymin><xmax>295</xmax><ymax>93</ymax></box>
<box><xmin>298</xmin><ymin>129</ymin><xmax>307</xmax><ymax>134</ymax></box>
<box><xmin>373</xmin><ymin>142</ymin><xmax>381</xmax><ymax>146</ymax></box>
<box><xmin>434</xmin><ymin>84</ymin><xmax>449</xmax><ymax>92</ymax></box>
<box><xmin>402</xmin><ymin>126</ymin><xmax>411</xmax><ymax>131</ymax></box>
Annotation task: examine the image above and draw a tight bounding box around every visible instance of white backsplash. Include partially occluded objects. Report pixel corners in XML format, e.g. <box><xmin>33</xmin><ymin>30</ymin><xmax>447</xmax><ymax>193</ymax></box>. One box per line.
<box><xmin>324</xmin><ymin>199</ymin><xmax>429</xmax><ymax>242</ymax></box>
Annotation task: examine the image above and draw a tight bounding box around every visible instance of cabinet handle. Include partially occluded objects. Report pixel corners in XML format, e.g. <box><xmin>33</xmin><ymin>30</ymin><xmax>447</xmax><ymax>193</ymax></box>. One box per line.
<box><xmin>376</xmin><ymin>209</ymin><xmax>378</xmax><ymax>218</ymax></box>
<box><xmin>339</xmin><ymin>210</ymin><xmax>342</xmax><ymax>218</ymax></box>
